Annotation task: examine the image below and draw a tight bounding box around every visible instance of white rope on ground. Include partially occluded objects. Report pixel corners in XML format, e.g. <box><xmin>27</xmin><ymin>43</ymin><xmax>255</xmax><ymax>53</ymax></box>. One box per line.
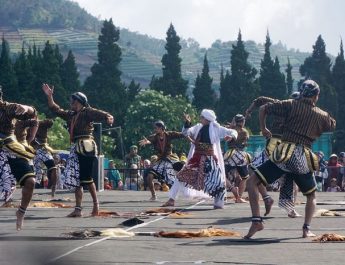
<box><xmin>48</xmin><ymin>200</ymin><xmax>206</xmax><ymax>263</ymax></box>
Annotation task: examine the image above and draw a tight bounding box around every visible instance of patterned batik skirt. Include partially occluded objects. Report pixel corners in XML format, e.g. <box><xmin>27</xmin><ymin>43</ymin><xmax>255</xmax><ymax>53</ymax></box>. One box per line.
<box><xmin>0</xmin><ymin>150</ymin><xmax>16</xmax><ymax>202</ymax></box>
<box><xmin>177</xmin><ymin>154</ymin><xmax>225</xmax><ymax>201</ymax></box>
<box><xmin>150</xmin><ymin>158</ymin><xmax>178</xmax><ymax>185</ymax></box>
<box><xmin>251</xmin><ymin>148</ymin><xmax>294</xmax><ymax>213</ymax></box>
<box><xmin>34</xmin><ymin>148</ymin><xmax>54</xmax><ymax>184</ymax></box>
<box><xmin>63</xmin><ymin>144</ymin><xmax>81</xmax><ymax>189</ymax></box>
<box><xmin>224</xmin><ymin>148</ymin><xmax>250</xmax><ymax>167</ymax></box>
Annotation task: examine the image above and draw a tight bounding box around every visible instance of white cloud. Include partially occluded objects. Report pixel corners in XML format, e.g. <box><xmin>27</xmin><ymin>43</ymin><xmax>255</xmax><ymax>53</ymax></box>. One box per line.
<box><xmin>72</xmin><ymin>0</ymin><xmax>345</xmax><ymax>55</ymax></box>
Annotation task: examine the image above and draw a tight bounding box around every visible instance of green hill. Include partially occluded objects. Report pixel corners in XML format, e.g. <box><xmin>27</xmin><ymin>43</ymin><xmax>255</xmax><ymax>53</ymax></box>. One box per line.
<box><xmin>0</xmin><ymin>0</ymin><xmax>314</xmax><ymax>88</ymax></box>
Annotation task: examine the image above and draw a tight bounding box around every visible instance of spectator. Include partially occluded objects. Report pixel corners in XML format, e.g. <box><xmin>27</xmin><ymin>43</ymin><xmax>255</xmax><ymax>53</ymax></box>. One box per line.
<box><xmin>339</xmin><ymin>152</ymin><xmax>345</xmax><ymax>190</ymax></box>
<box><xmin>326</xmin><ymin>178</ymin><xmax>341</xmax><ymax>192</ymax></box>
<box><xmin>143</xmin><ymin>159</ymin><xmax>151</xmax><ymax>191</ymax></box>
<box><xmin>126</xmin><ymin>164</ymin><xmax>143</xmax><ymax>191</ymax></box>
<box><xmin>125</xmin><ymin>145</ymin><xmax>142</xmax><ymax>168</ymax></box>
<box><xmin>104</xmin><ymin>177</ymin><xmax>113</xmax><ymax>190</ymax></box>
<box><xmin>326</xmin><ymin>154</ymin><xmax>342</xmax><ymax>191</ymax></box>
<box><xmin>106</xmin><ymin>160</ymin><xmax>123</xmax><ymax>190</ymax></box>
<box><xmin>314</xmin><ymin>151</ymin><xmax>328</xmax><ymax>191</ymax></box>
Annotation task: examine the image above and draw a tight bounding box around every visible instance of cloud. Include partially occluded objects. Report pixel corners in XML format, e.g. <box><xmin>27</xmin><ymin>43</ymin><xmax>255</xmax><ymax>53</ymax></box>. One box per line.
<box><xmin>72</xmin><ymin>0</ymin><xmax>345</xmax><ymax>55</ymax></box>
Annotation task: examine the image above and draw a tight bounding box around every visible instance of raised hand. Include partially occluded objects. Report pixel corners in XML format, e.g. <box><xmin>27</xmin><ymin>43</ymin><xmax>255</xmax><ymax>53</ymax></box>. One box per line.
<box><xmin>224</xmin><ymin>135</ymin><xmax>234</xmax><ymax>142</ymax></box>
<box><xmin>139</xmin><ymin>137</ymin><xmax>151</xmax><ymax>147</ymax></box>
<box><xmin>42</xmin><ymin>83</ymin><xmax>54</xmax><ymax>97</ymax></box>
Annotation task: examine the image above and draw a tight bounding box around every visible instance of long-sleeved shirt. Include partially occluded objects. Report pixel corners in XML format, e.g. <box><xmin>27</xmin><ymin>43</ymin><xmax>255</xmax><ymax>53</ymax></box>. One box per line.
<box><xmin>14</xmin><ymin>119</ymin><xmax>38</xmax><ymax>143</ymax></box>
<box><xmin>265</xmin><ymin>98</ymin><xmax>336</xmax><ymax>148</ymax></box>
<box><xmin>49</xmin><ymin>102</ymin><xmax>110</xmax><ymax>141</ymax></box>
<box><xmin>0</xmin><ymin>100</ymin><xmax>36</xmax><ymax>137</ymax></box>
<box><xmin>147</xmin><ymin>131</ymin><xmax>184</xmax><ymax>159</ymax></box>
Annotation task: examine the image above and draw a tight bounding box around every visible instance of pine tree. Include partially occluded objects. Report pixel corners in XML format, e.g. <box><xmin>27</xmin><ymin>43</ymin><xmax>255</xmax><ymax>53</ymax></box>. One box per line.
<box><xmin>299</xmin><ymin>35</ymin><xmax>337</xmax><ymax>116</ymax></box>
<box><xmin>259</xmin><ymin>32</ymin><xmax>286</xmax><ymax>99</ymax></box>
<box><xmin>60</xmin><ymin>50</ymin><xmax>80</xmax><ymax>95</ymax></box>
<box><xmin>217</xmin><ymin>30</ymin><xmax>258</xmax><ymax>127</ymax></box>
<box><xmin>40</xmin><ymin>41</ymin><xmax>67</xmax><ymax>111</ymax></box>
<box><xmin>151</xmin><ymin>24</ymin><xmax>188</xmax><ymax>97</ymax></box>
<box><xmin>14</xmin><ymin>44</ymin><xmax>35</xmax><ymax>105</ymax></box>
<box><xmin>0</xmin><ymin>37</ymin><xmax>18</xmax><ymax>102</ymax></box>
<box><xmin>286</xmin><ymin>57</ymin><xmax>293</xmax><ymax>97</ymax></box>
<box><xmin>83</xmin><ymin>18</ymin><xmax>127</xmax><ymax>125</ymax></box>
<box><xmin>193</xmin><ymin>54</ymin><xmax>215</xmax><ymax>111</ymax></box>
<box><xmin>127</xmin><ymin>79</ymin><xmax>141</xmax><ymax>102</ymax></box>
<box><xmin>332</xmin><ymin>40</ymin><xmax>345</xmax><ymax>131</ymax></box>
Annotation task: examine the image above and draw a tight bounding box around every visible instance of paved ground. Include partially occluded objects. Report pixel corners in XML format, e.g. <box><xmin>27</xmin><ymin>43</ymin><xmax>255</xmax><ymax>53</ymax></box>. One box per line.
<box><xmin>0</xmin><ymin>189</ymin><xmax>345</xmax><ymax>265</ymax></box>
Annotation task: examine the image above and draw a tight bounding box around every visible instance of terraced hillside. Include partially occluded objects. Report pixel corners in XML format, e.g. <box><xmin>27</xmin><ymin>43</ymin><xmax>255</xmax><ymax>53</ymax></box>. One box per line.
<box><xmin>1</xmin><ymin>26</ymin><xmax>310</xmax><ymax>89</ymax></box>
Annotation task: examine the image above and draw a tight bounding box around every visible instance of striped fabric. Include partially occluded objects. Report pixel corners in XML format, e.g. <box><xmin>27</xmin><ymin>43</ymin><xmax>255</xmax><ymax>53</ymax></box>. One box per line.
<box><xmin>265</xmin><ymin>98</ymin><xmax>336</xmax><ymax>148</ymax></box>
<box><xmin>49</xmin><ymin>103</ymin><xmax>110</xmax><ymax>141</ymax></box>
<box><xmin>0</xmin><ymin>100</ymin><xmax>36</xmax><ymax>136</ymax></box>
<box><xmin>177</xmin><ymin>155</ymin><xmax>225</xmax><ymax>202</ymax></box>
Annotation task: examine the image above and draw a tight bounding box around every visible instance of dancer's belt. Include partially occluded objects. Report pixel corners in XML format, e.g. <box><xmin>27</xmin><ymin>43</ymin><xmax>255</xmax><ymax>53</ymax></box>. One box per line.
<box><xmin>32</xmin><ymin>139</ymin><xmax>55</xmax><ymax>154</ymax></box>
<box><xmin>74</xmin><ymin>135</ymin><xmax>98</xmax><ymax>157</ymax></box>
<box><xmin>0</xmin><ymin>136</ymin><xmax>35</xmax><ymax>160</ymax></box>
<box><xmin>195</xmin><ymin>143</ymin><xmax>214</xmax><ymax>156</ymax></box>
<box><xmin>270</xmin><ymin>141</ymin><xmax>319</xmax><ymax>172</ymax></box>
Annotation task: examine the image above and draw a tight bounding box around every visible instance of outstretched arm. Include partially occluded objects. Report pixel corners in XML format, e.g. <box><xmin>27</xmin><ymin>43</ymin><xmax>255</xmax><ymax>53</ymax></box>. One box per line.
<box><xmin>139</xmin><ymin>136</ymin><xmax>151</xmax><ymax>147</ymax></box>
<box><xmin>259</xmin><ymin>105</ymin><xmax>272</xmax><ymax>138</ymax></box>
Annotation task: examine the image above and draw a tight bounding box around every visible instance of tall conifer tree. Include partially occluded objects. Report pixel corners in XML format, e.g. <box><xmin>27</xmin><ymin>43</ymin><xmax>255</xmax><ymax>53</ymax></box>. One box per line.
<box><xmin>259</xmin><ymin>32</ymin><xmax>286</xmax><ymax>99</ymax></box>
<box><xmin>0</xmin><ymin>37</ymin><xmax>18</xmax><ymax>101</ymax></box>
<box><xmin>150</xmin><ymin>24</ymin><xmax>188</xmax><ymax>97</ymax></box>
<box><xmin>300</xmin><ymin>35</ymin><xmax>337</xmax><ymax>116</ymax></box>
<box><xmin>83</xmin><ymin>18</ymin><xmax>127</xmax><ymax>124</ymax></box>
<box><xmin>193</xmin><ymin>54</ymin><xmax>215</xmax><ymax>111</ymax></box>
<box><xmin>60</xmin><ymin>50</ymin><xmax>80</xmax><ymax>95</ymax></box>
<box><xmin>286</xmin><ymin>57</ymin><xmax>293</xmax><ymax>97</ymax></box>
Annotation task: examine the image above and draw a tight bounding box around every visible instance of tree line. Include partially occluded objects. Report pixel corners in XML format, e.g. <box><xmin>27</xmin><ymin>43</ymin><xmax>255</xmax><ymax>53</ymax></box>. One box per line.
<box><xmin>1</xmin><ymin>19</ymin><xmax>344</xmax><ymax>157</ymax></box>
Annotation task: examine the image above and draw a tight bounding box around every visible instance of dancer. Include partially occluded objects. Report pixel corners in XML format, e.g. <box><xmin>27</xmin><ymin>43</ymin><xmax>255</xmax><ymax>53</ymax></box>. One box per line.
<box><xmin>246</xmin><ymin>94</ymin><xmax>301</xmax><ymax>217</ymax></box>
<box><xmin>32</xmin><ymin>119</ymin><xmax>58</xmax><ymax>197</ymax></box>
<box><xmin>244</xmin><ymin>80</ymin><xmax>336</xmax><ymax>239</ymax></box>
<box><xmin>42</xmin><ymin>84</ymin><xmax>113</xmax><ymax>217</ymax></box>
<box><xmin>139</xmin><ymin>120</ymin><xmax>186</xmax><ymax>200</ymax></box>
<box><xmin>224</xmin><ymin>114</ymin><xmax>250</xmax><ymax>203</ymax></box>
<box><xmin>164</xmin><ymin>109</ymin><xmax>238</xmax><ymax>209</ymax></box>
<box><xmin>0</xmin><ymin>85</ymin><xmax>37</xmax><ymax>230</ymax></box>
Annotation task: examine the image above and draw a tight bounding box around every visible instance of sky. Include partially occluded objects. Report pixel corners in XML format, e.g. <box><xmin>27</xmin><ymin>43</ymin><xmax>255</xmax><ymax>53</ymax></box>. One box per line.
<box><xmin>73</xmin><ymin>0</ymin><xmax>345</xmax><ymax>56</ymax></box>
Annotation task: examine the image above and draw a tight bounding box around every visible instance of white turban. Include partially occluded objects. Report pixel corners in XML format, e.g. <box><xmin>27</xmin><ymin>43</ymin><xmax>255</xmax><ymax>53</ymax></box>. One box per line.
<box><xmin>201</xmin><ymin>109</ymin><xmax>217</xmax><ymax>122</ymax></box>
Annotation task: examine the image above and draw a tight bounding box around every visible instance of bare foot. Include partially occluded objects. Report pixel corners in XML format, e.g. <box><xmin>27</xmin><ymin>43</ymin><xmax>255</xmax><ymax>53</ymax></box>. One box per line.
<box><xmin>235</xmin><ymin>198</ymin><xmax>248</xmax><ymax>203</ymax></box>
<box><xmin>263</xmin><ymin>197</ymin><xmax>274</xmax><ymax>216</ymax></box>
<box><xmin>243</xmin><ymin>221</ymin><xmax>264</xmax><ymax>239</ymax></box>
<box><xmin>162</xmin><ymin>199</ymin><xmax>175</xmax><ymax>207</ymax></box>
<box><xmin>91</xmin><ymin>202</ymin><xmax>99</xmax><ymax>216</ymax></box>
<box><xmin>303</xmin><ymin>227</ymin><xmax>316</xmax><ymax>238</ymax></box>
<box><xmin>288</xmin><ymin>209</ymin><xmax>302</xmax><ymax>218</ymax></box>
<box><xmin>149</xmin><ymin>195</ymin><xmax>157</xmax><ymax>201</ymax></box>
<box><xmin>16</xmin><ymin>210</ymin><xmax>25</xmax><ymax>231</ymax></box>
<box><xmin>67</xmin><ymin>209</ymin><xmax>82</xmax><ymax>217</ymax></box>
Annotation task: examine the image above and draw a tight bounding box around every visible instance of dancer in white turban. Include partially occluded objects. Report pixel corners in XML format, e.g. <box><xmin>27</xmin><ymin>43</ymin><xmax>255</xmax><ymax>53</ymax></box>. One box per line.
<box><xmin>162</xmin><ymin>109</ymin><xmax>238</xmax><ymax>209</ymax></box>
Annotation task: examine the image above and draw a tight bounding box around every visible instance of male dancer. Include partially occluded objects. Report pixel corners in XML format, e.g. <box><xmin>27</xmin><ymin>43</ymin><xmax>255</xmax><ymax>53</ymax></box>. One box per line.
<box><xmin>246</xmin><ymin>93</ymin><xmax>301</xmax><ymax>217</ymax></box>
<box><xmin>245</xmin><ymin>80</ymin><xmax>336</xmax><ymax>239</ymax></box>
<box><xmin>42</xmin><ymin>84</ymin><xmax>113</xmax><ymax>217</ymax></box>
<box><xmin>0</xmin><ymin>85</ymin><xmax>37</xmax><ymax>230</ymax></box>
<box><xmin>224</xmin><ymin>114</ymin><xmax>250</xmax><ymax>203</ymax></box>
<box><xmin>139</xmin><ymin>120</ymin><xmax>186</xmax><ymax>200</ymax></box>
<box><xmin>32</xmin><ymin>119</ymin><xmax>58</xmax><ymax>197</ymax></box>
